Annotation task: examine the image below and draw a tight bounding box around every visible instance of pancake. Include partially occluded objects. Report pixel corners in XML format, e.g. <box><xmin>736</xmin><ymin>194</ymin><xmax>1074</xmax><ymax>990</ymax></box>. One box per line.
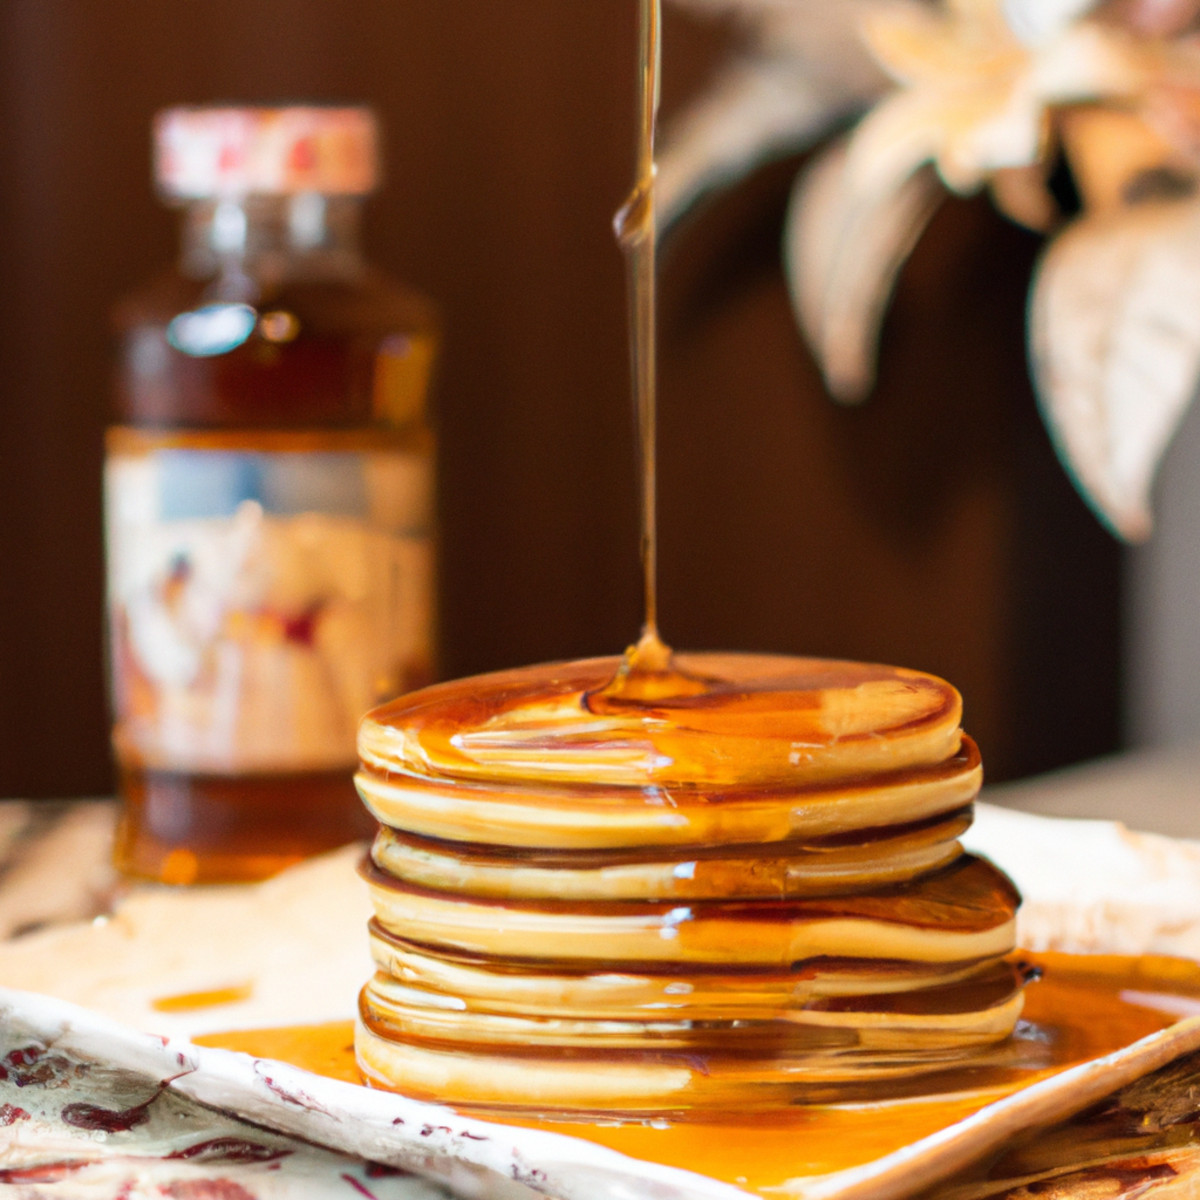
<box><xmin>368</xmin><ymin>808</ymin><xmax>972</xmax><ymax>900</ymax></box>
<box><xmin>353</xmin><ymin>653</ymin><xmax>1025</xmax><ymax>1114</ymax></box>
<box><xmin>362</xmin><ymin>854</ymin><xmax>1017</xmax><ymax>968</ymax></box>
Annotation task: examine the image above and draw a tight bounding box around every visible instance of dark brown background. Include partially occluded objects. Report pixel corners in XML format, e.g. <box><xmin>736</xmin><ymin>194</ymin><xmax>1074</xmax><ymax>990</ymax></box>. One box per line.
<box><xmin>0</xmin><ymin>1</ymin><xmax>1121</xmax><ymax>798</ymax></box>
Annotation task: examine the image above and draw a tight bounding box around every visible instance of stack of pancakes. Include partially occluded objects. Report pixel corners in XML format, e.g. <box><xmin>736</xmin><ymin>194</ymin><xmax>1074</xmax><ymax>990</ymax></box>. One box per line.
<box><xmin>354</xmin><ymin>653</ymin><xmax>1023</xmax><ymax>1116</ymax></box>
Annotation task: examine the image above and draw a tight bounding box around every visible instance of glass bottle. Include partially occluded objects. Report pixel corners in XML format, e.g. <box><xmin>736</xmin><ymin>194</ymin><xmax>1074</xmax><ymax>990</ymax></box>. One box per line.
<box><xmin>106</xmin><ymin>106</ymin><xmax>438</xmax><ymax>884</ymax></box>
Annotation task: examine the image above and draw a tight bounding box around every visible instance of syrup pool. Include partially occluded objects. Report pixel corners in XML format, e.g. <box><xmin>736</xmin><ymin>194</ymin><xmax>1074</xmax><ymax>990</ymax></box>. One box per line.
<box><xmin>195</xmin><ymin>952</ymin><xmax>1200</xmax><ymax>1197</ymax></box>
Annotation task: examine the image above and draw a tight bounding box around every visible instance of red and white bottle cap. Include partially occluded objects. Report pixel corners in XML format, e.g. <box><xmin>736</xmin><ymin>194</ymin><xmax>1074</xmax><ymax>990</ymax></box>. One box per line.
<box><xmin>154</xmin><ymin>106</ymin><xmax>379</xmax><ymax>199</ymax></box>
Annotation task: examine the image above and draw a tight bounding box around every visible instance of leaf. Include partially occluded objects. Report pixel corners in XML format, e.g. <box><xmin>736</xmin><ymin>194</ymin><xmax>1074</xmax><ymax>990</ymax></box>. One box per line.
<box><xmin>1030</xmin><ymin>197</ymin><xmax>1200</xmax><ymax>540</ymax></box>
<box><xmin>656</xmin><ymin>58</ymin><xmax>857</xmax><ymax>231</ymax></box>
<box><xmin>784</xmin><ymin>134</ymin><xmax>944</xmax><ymax>402</ymax></box>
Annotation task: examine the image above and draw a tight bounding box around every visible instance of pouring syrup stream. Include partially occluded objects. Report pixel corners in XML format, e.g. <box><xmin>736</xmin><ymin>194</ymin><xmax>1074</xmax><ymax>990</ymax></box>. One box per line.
<box><xmin>599</xmin><ymin>0</ymin><xmax>708</xmax><ymax>704</ymax></box>
<box><xmin>613</xmin><ymin>0</ymin><xmax>669</xmax><ymax>682</ymax></box>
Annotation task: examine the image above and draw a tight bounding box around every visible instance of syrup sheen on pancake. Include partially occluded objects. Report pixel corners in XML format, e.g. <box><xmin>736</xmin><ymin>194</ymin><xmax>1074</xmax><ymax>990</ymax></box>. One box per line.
<box><xmin>353</xmin><ymin>653</ymin><xmax>1025</xmax><ymax>1114</ymax></box>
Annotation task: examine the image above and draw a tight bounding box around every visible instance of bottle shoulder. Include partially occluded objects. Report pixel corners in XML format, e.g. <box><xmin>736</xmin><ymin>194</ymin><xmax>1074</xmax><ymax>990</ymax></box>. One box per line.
<box><xmin>111</xmin><ymin>264</ymin><xmax>440</xmax><ymax>430</ymax></box>
<box><xmin>114</xmin><ymin>264</ymin><xmax>439</xmax><ymax>338</ymax></box>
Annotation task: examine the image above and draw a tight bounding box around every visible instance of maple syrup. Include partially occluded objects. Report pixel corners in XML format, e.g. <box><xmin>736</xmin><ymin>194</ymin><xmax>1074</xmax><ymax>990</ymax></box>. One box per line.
<box><xmin>197</xmin><ymin>952</ymin><xmax>1200</xmax><ymax>1197</ymax></box>
<box><xmin>107</xmin><ymin>108</ymin><xmax>438</xmax><ymax>884</ymax></box>
<box><xmin>352</xmin><ymin>651</ymin><xmax>1023</xmax><ymax>1114</ymax></box>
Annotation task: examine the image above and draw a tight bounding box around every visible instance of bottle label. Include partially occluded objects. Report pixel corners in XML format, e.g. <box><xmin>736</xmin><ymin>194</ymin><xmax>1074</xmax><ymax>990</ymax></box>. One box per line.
<box><xmin>105</xmin><ymin>437</ymin><xmax>434</xmax><ymax>775</ymax></box>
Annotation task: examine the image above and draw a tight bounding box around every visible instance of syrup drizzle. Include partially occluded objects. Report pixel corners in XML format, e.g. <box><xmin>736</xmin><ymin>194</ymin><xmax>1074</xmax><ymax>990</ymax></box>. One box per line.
<box><xmin>612</xmin><ymin>0</ymin><xmax>672</xmax><ymax>690</ymax></box>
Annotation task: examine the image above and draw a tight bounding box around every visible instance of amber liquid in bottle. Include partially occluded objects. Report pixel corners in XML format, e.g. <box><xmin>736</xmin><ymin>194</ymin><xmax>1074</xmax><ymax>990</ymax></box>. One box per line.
<box><xmin>108</xmin><ymin>188</ymin><xmax>438</xmax><ymax>885</ymax></box>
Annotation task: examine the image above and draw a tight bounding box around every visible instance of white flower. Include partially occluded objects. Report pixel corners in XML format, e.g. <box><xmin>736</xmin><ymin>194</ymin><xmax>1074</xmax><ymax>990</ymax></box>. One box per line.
<box><xmin>853</xmin><ymin>0</ymin><xmax>1148</xmax><ymax>194</ymax></box>
<box><xmin>664</xmin><ymin>0</ymin><xmax>1200</xmax><ymax>538</ymax></box>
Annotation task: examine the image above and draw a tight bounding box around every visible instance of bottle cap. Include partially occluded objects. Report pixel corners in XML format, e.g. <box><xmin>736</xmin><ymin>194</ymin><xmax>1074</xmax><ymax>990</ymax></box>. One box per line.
<box><xmin>154</xmin><ymin>106</ymin><xmax>379</xmax><ymax>199</ymax></box>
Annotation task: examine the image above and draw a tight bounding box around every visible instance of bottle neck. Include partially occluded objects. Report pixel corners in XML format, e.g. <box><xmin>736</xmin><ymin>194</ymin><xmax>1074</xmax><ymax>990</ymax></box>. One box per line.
<box><xmin>178</xmin><ymin>193</ymin><xmax>366</xmax><ymax>282</ymax></box>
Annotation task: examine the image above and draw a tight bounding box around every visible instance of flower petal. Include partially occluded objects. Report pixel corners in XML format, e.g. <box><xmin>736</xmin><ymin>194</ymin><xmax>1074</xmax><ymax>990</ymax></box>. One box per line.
<box><xmin>1003</xmin><ymin>0</ymin><xmax>1101</xmax><ymax>46</ymax></box>
<box><xmin>1030</xmin><ymin>198</ymin><xmax>1200</xmax><ymax>540</ymax></box>
<box><xmin>842</xmin><ymin>85</ymin><xmax>957</xmax><ymax>197</ymax></box>
<box><xmin>785</xmin><ymin>136</ymin><xmax>944</xmax><ymax>402</ymax></box>
<box><xmin>948</xmin><ymin>0</ymin><xmax>1008</xmax><ymax>20</ymax></box>
<box><xmin>1109</xmin><ymin>0</ymin><xmax>1200</xmax><ymax>38</ymax></box>
<box><xmin>657</xmin><ymin>58</ymin><xmax>855</xmax><ymax>230</ymax></box>
<box><xmin>937</xmin><ymin>79</ymin><xmax>1048</xmax><ymax>188</ymax></box>
<box><xmin>990</xmin><ymin>164</ymin><xmax>1060</xmax><ymax>231</ymax></box>
<box><xmin>1061</xmin><ymin>106</ymin><xmax>1182</xmax><ymax>213</ymax></box>
<box><xmin>861</xmin><ymin>1</ymin><xmax>965</xmax><ymax>86</ymax></box>
<box><xmin>1029</xmin><ymin>21</ymin><xmax>1151</xmax><ymax>103</ymax></box>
